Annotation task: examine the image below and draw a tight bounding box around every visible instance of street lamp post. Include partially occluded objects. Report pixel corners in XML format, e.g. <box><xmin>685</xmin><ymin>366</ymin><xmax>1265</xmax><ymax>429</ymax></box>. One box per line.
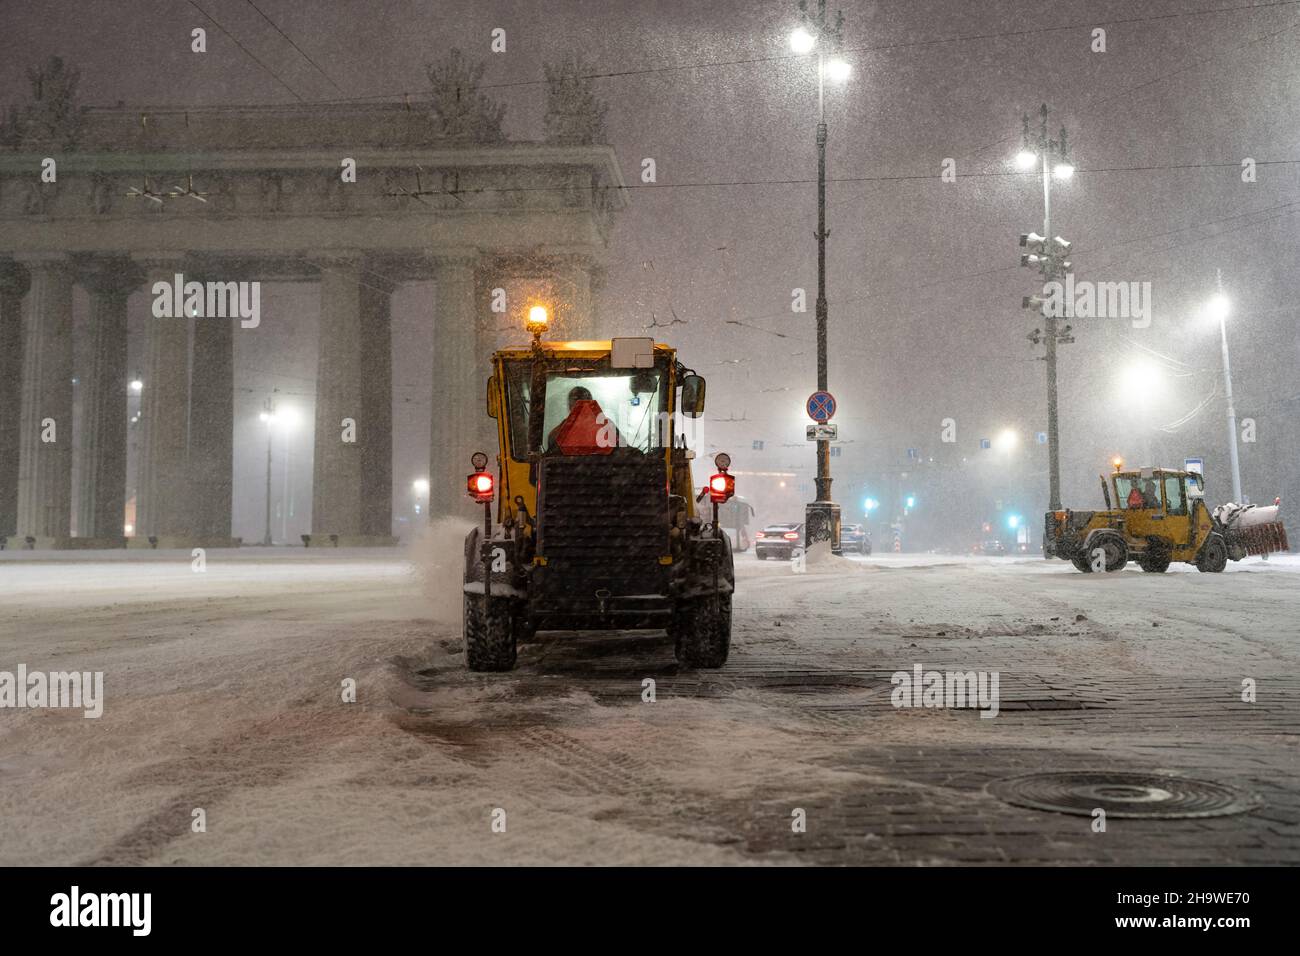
<box><xmin>1017</xmin><ymin>104</ymin><xmax>1074</xmax><ymax>513</ymax></box>
<box><xmin>1207</xmin><ymin>282</ymin><xmax>1243</xmax><ymax>503</ymax></box>
<box><xmin>793</xmin><ymin>0</ymin><xmax>846</xmax><ymax>553</ymax></box>
<box><xmin>259</xmin><ymin>398</ymin><xmax>277</xmax><ymax>546</ymax></box>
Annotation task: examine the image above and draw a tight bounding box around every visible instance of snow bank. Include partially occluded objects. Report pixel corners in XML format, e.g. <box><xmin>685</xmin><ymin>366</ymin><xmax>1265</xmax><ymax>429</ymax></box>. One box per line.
<box><xmin>799</xmin><ymin>540</ymin><xmax>874</xmax><ymax>574</ymax></box>
<box><xmin>406</xmin><ymin>516</ymin><xmax>474</xmax><ymax>625</ymax></box>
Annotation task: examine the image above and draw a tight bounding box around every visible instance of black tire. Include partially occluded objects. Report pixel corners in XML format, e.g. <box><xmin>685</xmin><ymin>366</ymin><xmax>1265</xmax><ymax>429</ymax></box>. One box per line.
<box><xmin>1196</xmin><ymin>532</ymin><xmax>1228</xmax><ymax>573</ymax></box>
<box><xmin>1138</xmin><ymin>543</ymin><xmax>1172</xmax><ymax>573</ymax></box>
<box><xmin>671</xmin><ymin>595</ymin><xmax>732</xmax><ymax>668</ymax></box>
<box><xmin>1070</xmin><ymin>552</ymin><xmax>1093</xmax><ymax>573</ymax></box>
<box><xmin>463</xmin><ymin>593</ymin><xmax>517</xmax><ymax>671</ymax></box>
<box><xmin>1084</xmin><ymin>531</ymin><xmax>1128</xmax><ymax>572</ymax></box>
<box><xmin>514</xmin><ymin>616</ymin><xmax>538</xmax><ymax>644</ymax></box>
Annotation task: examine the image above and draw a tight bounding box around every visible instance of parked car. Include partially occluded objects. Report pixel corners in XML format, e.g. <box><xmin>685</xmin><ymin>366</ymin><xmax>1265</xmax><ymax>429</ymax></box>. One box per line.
<box><xmin>755</xmin><ymin>522</ymin><xmax>803</xmax><ymax>560</ymax></box>
<box><xmin>841</xmin><ymin>523</ymin><xmax>872</xmax><ymax>554</ymax></box>
<box><xmin>973</xmin><ymin>539</ymin><xmax>1006</xmax><ymax>556</ymax></box>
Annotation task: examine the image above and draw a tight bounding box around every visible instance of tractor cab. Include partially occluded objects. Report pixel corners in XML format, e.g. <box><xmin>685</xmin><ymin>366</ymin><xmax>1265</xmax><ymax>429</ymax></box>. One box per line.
<box><xmin>460</xmin><ymin>312</ymin><xmax>736</xmax><ymax>672</ymax></box>
<box><xmin>1105</xmin><ymin>466</ymin><xmax>1209</xmax><ymax>549</ymax></box>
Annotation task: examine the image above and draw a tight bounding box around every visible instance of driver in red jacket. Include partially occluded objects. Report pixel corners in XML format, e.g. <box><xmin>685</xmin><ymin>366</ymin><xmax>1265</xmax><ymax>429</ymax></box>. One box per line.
<box><xmin>1127</xmin><ymin>483</ymin><xmax>1144</xmax><ymax>509</ymax></box>
<box><xmin>547</xmin><ymin>386</ymin><xmax>622</xmax><ymax>454</ymax></box>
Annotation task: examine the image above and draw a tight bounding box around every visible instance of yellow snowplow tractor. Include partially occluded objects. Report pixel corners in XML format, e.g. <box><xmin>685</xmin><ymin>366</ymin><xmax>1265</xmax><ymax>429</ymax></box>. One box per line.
<box><xmin>460</xmin><ymin>325</ymin><xmax>736</xmax><ymax>672</ymax></box>
<box><xmin>1044</xmin><ymin>461</ymin><xmax>1288</xmax><ymax>574</ymax></box>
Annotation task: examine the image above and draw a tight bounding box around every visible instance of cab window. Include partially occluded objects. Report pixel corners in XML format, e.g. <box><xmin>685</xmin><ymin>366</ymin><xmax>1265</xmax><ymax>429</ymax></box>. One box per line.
<box><xmin>1163</xmin><ymin>476</ymin><xmax>1186</xmax><ymax>515</ymax></box>
<box><xmin>1115</xmin><ymin>477</ymin><xmax>1137</xmax><ymax>509</ymax></box>
<box><xmin>503</xmin><ymin>363</ymin><xmax>532</xmax><ymax>462</ymax></box>
<box><xmin>543</xmin><ymin>370</ymin><xmax>665</xmax><ymax>454</ymax></box>
<box><xmin>503</xmin><ymin>361</ymin><xmax>667</xmax><ymax>460</ymax></box>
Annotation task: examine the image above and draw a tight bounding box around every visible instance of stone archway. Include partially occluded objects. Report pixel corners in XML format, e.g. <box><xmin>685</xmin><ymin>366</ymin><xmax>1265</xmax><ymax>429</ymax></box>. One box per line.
<box><xmin>0</xmin><ymin>55</ymin><xmax>625</xmax><ymax>547</ymax></box>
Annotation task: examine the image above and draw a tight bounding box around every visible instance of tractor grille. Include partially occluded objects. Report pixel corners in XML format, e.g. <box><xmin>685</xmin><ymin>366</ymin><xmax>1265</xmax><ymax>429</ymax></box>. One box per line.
<box><xmin>536</xmin><ymin>454</ymin><xmax>669</xmax><ymax>593</ymax></box>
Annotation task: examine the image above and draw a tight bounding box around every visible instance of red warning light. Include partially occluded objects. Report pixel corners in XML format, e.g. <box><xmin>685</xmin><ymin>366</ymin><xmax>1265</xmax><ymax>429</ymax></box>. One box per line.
<box><xmin>708</xmin><ymin>473</ymin><xmax>735</xmax><ymax>503</ymax></box>
<box><xmin>466</xmin><ymin>471</ymin><xmax>494</xmax><ymax>503</ymax></box>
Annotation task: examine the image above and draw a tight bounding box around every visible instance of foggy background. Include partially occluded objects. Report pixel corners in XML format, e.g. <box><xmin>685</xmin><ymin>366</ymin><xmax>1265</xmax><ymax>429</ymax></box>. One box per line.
<box><xmin>5</xmin><ymin>0</ymin><xmax>1298</xmax><ymax>548</ymax></box>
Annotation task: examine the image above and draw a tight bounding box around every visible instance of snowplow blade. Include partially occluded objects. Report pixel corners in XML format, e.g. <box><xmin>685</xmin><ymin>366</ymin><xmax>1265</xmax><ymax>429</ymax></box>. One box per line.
<box><xmin>1229</xmin><ymin>521</ymin><xmax>1289</xmax><ymax>558</ymax></box>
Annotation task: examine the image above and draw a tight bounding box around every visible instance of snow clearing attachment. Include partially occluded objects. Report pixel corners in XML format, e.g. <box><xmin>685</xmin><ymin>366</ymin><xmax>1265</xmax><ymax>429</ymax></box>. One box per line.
<box><xmin>460</xmin><ymin>315</ymin><xmax>735</xmax><ymax>671</ymax></box>
<box><xmin>1043</xmin><ymin>460</ymin><xmax>1288</xmax><ymax>573</ymax></box>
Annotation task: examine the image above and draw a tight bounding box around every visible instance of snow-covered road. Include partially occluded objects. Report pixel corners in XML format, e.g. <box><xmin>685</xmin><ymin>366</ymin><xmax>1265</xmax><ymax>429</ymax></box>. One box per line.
<box><xmin>1</xmin><ymin>544</ymin><xmax>1297</xmax><ymax>865</ymax></box>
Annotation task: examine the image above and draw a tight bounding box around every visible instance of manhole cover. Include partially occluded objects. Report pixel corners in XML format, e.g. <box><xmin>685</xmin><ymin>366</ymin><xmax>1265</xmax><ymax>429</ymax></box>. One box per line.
<box><xmin>988</xmin><ymin>771</ymin><xmax>1263</xmax><ymax>819</ymax></box>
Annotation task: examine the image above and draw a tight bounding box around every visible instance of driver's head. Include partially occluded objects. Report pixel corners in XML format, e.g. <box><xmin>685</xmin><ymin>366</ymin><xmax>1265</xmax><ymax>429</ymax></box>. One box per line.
<box><xmin>567</xmin><ymin>385</ymin><xmax>592</xmax><ymax>411</ymax></box>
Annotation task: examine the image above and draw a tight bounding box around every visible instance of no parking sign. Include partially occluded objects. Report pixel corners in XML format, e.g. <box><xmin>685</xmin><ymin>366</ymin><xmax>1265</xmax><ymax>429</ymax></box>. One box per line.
<box><xmin>806</xmin><ymin>390</ymin><xmax>836</xmax><ymax>423</ymax></box>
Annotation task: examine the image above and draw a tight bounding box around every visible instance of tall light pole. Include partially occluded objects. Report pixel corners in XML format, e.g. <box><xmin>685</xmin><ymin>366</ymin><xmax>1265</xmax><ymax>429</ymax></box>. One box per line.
<box><xmin>127</xmin><ymin>377</ymin><xmax>143</xmax><ymax>535</ymax></box>
<box><xmin>1207</xmin><ymin>280</ymin><xmax>1243</xmax><ymax>503</ymax></box>
<box><xmin>792</xmin><ymin>0</ymin><xmax>848</xmax><ymax>552</ymax></box>
<box><xmin>259</xmin><ymin>398</ymin><xmax>277</xmax><ymax>546</ymax></box>
<box><xmin>1017</xmin><ymin>104</ymin><xmax>1075</xmax><ymax>513</ymax></box>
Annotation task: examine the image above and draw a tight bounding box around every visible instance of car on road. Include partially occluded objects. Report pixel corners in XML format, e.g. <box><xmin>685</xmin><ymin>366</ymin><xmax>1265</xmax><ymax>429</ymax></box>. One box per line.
<box><xmin>841</xmin><ymin>523</ymin><xmax>872</xmax><ymax>554</ymax></box>
<box><xmin>974</xmin><ymin>539</ymin><xmax>1006</xmax><ymax>556</ymax></box>
<box><xmin>755</xmin><ymin>522</ymin><xmax>803</xmax><ymax>560</ymax></box>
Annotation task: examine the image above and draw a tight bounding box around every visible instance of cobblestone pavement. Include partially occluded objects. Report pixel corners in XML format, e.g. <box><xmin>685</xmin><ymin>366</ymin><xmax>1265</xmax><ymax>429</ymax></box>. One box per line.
<box><xmin>1</xmin><ymin>549</ymin><xmax>1296</xmax><ymax>865</ymax></box>
<box><xmin>403</xmin><ymin>552</ymin><xmax>1300</xmax><ymax>865</ymax></box>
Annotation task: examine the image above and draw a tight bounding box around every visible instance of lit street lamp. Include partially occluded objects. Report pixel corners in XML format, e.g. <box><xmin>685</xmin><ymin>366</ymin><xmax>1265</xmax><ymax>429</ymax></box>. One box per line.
<box><xmin>1206</xmin><ymin>287</ymin><xmax>1243</xmax><ymax>503</ymax></box>
<box><xmin>790</xmin><ymin>0</ymin><xmax>848</xmax><ymax>553</ymax></box>
<box><xmin>1119</xmin><ymin>360</ymin><xmax>1164</xmax><ymax>467</ymax></box>
<box><xmin>257</xmin><ymin>403</ymin><xmax>301</xmax><ymax>546</ymax></box>
<box><xmin>412</xmin><ymin>478</ymin><xmax>430</xmax><ymax>519</ymax></box>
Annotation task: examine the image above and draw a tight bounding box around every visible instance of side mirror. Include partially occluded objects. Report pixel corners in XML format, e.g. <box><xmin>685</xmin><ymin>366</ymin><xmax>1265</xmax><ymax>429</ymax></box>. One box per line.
<box><xmin>680</xmin><ymin>374</ymin><xmax>706</xmax><ymax>419</ymax></box>
<box><xmin>486</xmin><ymin>376</ymin><xmax>499</xmax><ymax>419</ymax></box>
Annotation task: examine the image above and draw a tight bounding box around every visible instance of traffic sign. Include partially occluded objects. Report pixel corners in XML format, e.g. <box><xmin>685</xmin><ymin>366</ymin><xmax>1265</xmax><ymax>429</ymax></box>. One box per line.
<box><xmin>806</xmin><ymin>390</ymin><xmax>837</xmax><ymax>422</ymax></box>
<box><xmin>806</xmin><ymin>423</ymin><xmax>838</xmax><ymax>441</ymax></box>
<box><xmin>1184</xmin><ymin>457</ymin><xmax>1204</xmax><ymax>475</ymax></box>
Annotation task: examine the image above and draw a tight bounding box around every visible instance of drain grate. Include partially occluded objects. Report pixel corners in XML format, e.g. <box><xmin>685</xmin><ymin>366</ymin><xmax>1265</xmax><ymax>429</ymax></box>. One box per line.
<box><xmin>988</xmin><ymin>771</ymin><xmax>1263</xmax><ymax>819</ymax></box>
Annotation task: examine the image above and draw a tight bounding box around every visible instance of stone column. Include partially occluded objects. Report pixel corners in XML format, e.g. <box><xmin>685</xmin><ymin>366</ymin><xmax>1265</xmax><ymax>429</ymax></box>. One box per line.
<box><xmin>137</xmin><ymin>262</ymin><xmax>192</xmax><ymax>541</ymax></box>
<box><xmin>15</xmin><ymin>260</ymin><xmax>75</xmax><ymax>544</ymax></box>
<box><xmin>74</xmin><ymin>255</ymin><xmax>145</xmax><ymax>542</ymax></box>
<box><xmin>189</xmin><ymin>263</ymin><xmax>235</xmax><ymax>541</ymax></box>
<box><xmin>309</xmin><ymin>258</ymin><xmax>394</xmax><ymax>543</ymax></box>
<box><xmin>0</xmin><ymin>259</ymin><xmax>31</xmax><ymax>539</ymax></box>
<box><xmin>358</xmin><ymin>270</ymin><xmax>395</xmax><ymax>538</ymax></box>
<box><xmin>554</xmin><ymin>254</ymin><xmax>595</xmax><ymax>340</ymax></box>
<box><xmin>430</xmin><ymin>252</ymin><xmax>481</xmax><ymax>518</ymax></box>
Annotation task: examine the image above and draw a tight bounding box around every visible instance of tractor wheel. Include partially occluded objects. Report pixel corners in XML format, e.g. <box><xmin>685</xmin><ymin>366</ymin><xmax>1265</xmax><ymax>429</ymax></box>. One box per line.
<box><xmin>513</xmin><ymin>616</ymin><xmax>538</xmax><ymax>644</ymax></box>
<box><xmin>463</xmin><ymin>593</ymin><xmax>517</xmax><ymax>671</ymax></box>
<box><xmin>1087</xmin><ymin>531</ymin><xmax>1129</xmax><ymax>572</ymax></box>
<box><xmin>671</xmin><ymin>595</ymin><xmax>732</xmax><ymax>669</ymax></box>
<box><xmin>1070</xmin><ymin>552</ymin><xmax>1093</xmax><ymax>573</ymax></box>
<box><xmin>1196</xmin><ymin>532</ymin><xmax>1228</xmax><ymax>573</ymax></box>
<box><xmin>1138</xmin><ymin>544</ymin><xmax>1172</xmax><ymax>573</ymax></box>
